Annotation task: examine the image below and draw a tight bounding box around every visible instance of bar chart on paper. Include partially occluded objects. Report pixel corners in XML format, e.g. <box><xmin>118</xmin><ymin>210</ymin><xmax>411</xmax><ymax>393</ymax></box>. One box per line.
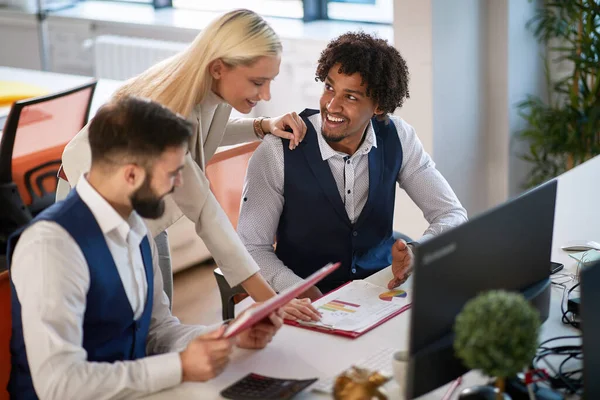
<box><xmin>301</xmin><ymin>281</ymin><xmax>411</xmax><ymax>333</ymax></box>
<box><xmin>319</xmin><ymin>299</ymin><xmax>360</xmax><ymax>316</ymax></box>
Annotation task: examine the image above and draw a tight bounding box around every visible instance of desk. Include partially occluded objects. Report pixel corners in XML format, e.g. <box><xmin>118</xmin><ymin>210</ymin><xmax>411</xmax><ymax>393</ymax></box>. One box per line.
<box><xmin>142</xmin><ymin>155</ymin><xmax>600</xmax><ymax>400</ymax></box>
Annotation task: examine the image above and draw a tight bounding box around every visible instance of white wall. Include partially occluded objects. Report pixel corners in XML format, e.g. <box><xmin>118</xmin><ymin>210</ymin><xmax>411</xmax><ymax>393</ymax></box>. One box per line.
<box><xmin>0</xmin><ymin>12</ymin><xmax>41</xmax><ymax>69</ymax></box>
<box><xmin>432</xmin><ymin>0</ymin><xmax>487</xmax><ymax>214</ymax></box>
<box><xmin>392</xmin><ymin>0</ymin><xmax>432</xmax><ymax>240</ymax></box>
<box><xmin>485</xmin><ymin>0</ymin><xmax>510</xmax><ymax>207</ymax></box>
<box><xmin>392</xmin><ymin>0</ymin><xmax>544</xmax><ymax>233</ymax></box>
<box><xmin>486</xmin><ymin>0</ymin><xmax>545</xmax><ymax>205</ymax></box>
<box><xmin>507</xmin><ymin>0</ymin><xmax>545</xmax><ymax>197</ymax></box>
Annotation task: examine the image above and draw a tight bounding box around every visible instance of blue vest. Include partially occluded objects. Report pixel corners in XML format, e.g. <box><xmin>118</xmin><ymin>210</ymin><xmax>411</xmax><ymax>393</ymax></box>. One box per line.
<box><xmin>275</xmin><ymin>109</ymin><xmax>403</xmax><ymax>293</ymax></box>
<box><xmin>7</xmin><ymin>190</ymin><xmax>154</xmax><ymax>400</ymax></box>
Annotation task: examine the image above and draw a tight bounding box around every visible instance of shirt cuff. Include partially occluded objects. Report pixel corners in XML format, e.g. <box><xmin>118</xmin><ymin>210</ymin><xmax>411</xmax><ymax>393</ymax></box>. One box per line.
<box><xmin>415</xmin><ymin>233</ymin><xmax>435</xmax><ymax>244</ymax></box>
<box><xmin>144</xmin><ymin>352</ymin><xmax>182</xmax><ymax>392</ymax></box>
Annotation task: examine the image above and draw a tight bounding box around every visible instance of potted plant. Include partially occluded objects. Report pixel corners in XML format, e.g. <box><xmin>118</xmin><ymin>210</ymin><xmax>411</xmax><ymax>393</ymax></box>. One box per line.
<box><xmin>453</xmin><ymin>290</ymin><xmax>541</xmax><ymax>400</ymax></box>
<box><xmin>517</xmin><ymin>0</ymin><xmax>600</xmax><ymax>188</ymax></box>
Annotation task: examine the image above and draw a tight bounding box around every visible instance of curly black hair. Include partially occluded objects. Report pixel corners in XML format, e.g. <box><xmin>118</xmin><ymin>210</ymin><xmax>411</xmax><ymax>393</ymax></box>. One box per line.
<box><xmin>315</xmin><ymin>32</ymin><xmax>410</xmax><ymax>115</ymax></box>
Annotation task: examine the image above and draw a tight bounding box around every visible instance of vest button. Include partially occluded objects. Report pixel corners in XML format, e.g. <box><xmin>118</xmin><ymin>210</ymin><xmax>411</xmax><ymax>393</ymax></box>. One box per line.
<box><xmin>353</xmin><ymin>231</ymin><xmax>358</xmax><ymax>237</ymax></box>
<box><xmin>351</xmin><ymin>268</ymin><xmax>357</xmax><ymax>274</ymax></box>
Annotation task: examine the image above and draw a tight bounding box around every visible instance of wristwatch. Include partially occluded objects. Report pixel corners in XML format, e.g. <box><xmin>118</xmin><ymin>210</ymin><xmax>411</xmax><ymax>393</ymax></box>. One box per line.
<box><xmin>253</xmin><ymin>117</ymin><xmax>267</xmax><ymax>139</ymax></box>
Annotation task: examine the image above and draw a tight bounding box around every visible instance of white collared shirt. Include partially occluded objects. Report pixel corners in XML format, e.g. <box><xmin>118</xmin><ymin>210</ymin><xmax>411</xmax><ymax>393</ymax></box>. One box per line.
<box><xmin>10</xmin><ymin>176</ymin><xmax>207</xmax><ymax>400</ymax></box>
<box><xmin>238</xmin><ymin>113</ymin><xmax>468</xmax><ymax>292</ymax></box>
<box><xmin>313</xmin><ymin>113</ymin><xmax>377</xmax><ymax>223</ymax></box>
<box><xmin>79</xmin><ymin>175</ymin><xmax>149</xmax><ymax>319</ymax></box>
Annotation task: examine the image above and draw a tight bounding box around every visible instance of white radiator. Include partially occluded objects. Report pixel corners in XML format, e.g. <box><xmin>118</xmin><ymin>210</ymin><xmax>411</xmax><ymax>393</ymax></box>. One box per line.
<box><xmin>93</xmin><ymin>35</ymin><xmax>188</xmax><ymax>80</ymax></box>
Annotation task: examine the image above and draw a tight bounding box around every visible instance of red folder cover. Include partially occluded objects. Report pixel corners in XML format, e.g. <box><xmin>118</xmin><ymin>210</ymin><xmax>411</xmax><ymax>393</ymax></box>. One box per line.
<box><xmin>224</xmin><ymin>262</ymin><xmax>341</xmax><ymax>338</ymax></box>
<box><xmin>284</xmin><ymin>281</ymin><xmax>412</xmax><ymax>339</ymax></box>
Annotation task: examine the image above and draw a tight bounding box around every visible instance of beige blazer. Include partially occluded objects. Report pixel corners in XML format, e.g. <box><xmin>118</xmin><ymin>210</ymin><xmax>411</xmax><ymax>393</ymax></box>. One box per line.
<box><xmin>59</xmin><ymin>101</ymin><xmax>260</xmax><ymax>287</ymax></box>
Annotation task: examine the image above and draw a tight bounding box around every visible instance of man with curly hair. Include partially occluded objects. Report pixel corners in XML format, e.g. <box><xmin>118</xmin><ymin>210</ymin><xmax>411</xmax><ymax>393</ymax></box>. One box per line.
<box><xmin>238</xmin><ymin>32</ymin><xmax>467</xmax><ymax>319</ymax></box>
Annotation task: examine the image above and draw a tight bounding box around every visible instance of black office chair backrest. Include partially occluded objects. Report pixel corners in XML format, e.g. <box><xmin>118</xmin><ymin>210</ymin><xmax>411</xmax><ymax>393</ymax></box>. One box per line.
<box><xmin>0</xmin><ymin>81</ymin><xmax>96</xmax><ymax>240</ymax></box>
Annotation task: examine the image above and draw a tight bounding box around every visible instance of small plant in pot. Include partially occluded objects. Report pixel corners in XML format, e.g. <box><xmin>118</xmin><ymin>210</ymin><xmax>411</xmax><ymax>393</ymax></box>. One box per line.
<box><xmin>453</xmin><ymin>290</ymin><xmax>541</xmax><ymax>400</ymax></box>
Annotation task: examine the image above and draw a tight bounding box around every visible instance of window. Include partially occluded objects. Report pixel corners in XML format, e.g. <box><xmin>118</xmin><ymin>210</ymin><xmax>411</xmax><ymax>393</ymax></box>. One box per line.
<box><xmin>91</xmin><ymin>0</ymin><xmax>392</xmax><ymax>23</ymax></box>
<box><xmin>172</xmin><ymin>0</ymin><xmax>303</xmax><ymax>19</ymax></box>
<box><xmin>328</xmin><ymin>0</ymin><xmax>392</xmax><ymax>24</ymax></box>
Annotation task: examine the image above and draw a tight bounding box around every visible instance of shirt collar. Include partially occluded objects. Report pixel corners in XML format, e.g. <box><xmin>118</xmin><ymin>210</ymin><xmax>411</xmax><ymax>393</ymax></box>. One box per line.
<box><xmin>308</xmin><ymin>113</ymin><xmax>378</xmax><ymax>161</ymax></box>
<box><xmin>76</xmin><ymin>175</ymin><xmax>148</xmax><ymax>243</ymax></box>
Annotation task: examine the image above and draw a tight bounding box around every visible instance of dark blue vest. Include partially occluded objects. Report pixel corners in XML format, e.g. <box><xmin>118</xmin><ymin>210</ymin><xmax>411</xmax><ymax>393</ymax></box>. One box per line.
<box><xmin>7</xmin><ymin>190</ymin><xmax>154</xmax><ymax>400</ymax></box>
<box><xmin>275</xmin><ymin>109</ymin><xmax>403</xmax><ymax>293</ymax></box>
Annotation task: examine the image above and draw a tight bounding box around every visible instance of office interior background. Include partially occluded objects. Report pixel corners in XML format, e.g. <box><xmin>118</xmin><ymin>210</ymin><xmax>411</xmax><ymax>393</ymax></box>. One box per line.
<box><xmin>1</xmin><ymin>0</ymin><xmax>594</xmax><ymax>316</ymax></box>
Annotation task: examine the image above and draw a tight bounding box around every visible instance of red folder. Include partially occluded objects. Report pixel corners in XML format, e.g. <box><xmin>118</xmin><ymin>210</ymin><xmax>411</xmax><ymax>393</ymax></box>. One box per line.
<box><xmin>284</xmin><ymin>281</ymin><xmax>412</xmax><ymax>339</ymax></box>
<box><xmin>224</xmin><ymin>262</ymin><xmax>341</xmax><ymax>338</ymax></box>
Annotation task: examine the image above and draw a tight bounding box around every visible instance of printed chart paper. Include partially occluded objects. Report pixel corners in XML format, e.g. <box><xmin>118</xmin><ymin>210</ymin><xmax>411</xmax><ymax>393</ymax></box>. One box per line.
<box><xmin>299</xmin><ymin>280</ymin><xmax>411</xmax><ymax>333</ymax></box>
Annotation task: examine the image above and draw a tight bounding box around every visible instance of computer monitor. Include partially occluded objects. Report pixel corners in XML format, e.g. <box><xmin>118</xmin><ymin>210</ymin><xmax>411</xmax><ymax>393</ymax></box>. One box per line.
<box><xmin>580</xmin><ymin>260</ymin><xmax>600</xmax><ymax>399</ymax></box>
<box><xmin>405</xmin><ymin>179</ymin><xmax>557</xmax><ymax>399</ymax></box>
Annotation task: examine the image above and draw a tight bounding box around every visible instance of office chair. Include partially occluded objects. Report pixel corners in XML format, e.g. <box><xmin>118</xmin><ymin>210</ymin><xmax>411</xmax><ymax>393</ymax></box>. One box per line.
<box><xmin>205</xmin><ymin>142</ymin><xmax>260</xmax><ymax>320</ymax></box>
<box><xmin>214</xmin><ymin>267</ymin><xmax>248</xmax><ymax>321</ymax></box>
<box><xmin>0</xmin><ymin>81</ymin><xmax>97</xmax><ymax>252</ymax></box>
<box><xmin>0</xmin><ymin>270</ymin><xmax>11</xmax><ymax>400</ymax></box>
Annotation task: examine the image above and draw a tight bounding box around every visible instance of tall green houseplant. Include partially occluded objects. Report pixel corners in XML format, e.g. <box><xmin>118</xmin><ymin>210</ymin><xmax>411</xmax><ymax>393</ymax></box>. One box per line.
<box><xmin>518</xmin><ymin>0</ymin><xmax>600</xmax><ymax>188</ymax></box>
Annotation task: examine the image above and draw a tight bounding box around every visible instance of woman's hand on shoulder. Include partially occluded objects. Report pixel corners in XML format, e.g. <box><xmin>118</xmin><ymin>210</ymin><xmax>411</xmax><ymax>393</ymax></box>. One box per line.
<box><xmin>265</xmin><ymin>112</ymin><xmax>307</xmax><ymax>150</ymax></box>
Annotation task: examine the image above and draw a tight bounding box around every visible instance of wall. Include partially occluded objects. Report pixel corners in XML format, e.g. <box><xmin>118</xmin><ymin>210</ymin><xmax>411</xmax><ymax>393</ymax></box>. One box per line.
<box><xmin>392</xmin><ymin>0</ymin><xmax>544</xmax><ymax>235</ymax></box>
<box><xmin>432</xmin><ymin>0</ymin><xmax>487</xmax><ymax>215</ymax></box>
<box><xmin>0</xmin><ymin>11</ymin><xmax>41</xmax><ymax>69</ymax></box>
<box><xmin>507</xmin><ymin>0</ymin><xmax>545</xmax><ymax>197</ymax></box>
<box><xmin>392</xmin><ymin>0</ymin><xmax>433</xmax><ymax>240</ymax></box>
<box><xmin>486</xmin><ymin>0</ymin><xmax>545</xmax><ymax>205</ymax></box>
<box><xmin>485</xmin><ymin>0</ymin><xmax>510</xmax><ymax>208</ymax></box>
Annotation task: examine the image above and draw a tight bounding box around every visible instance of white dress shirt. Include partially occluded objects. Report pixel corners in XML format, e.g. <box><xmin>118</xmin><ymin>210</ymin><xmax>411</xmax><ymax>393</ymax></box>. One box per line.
<box><xmin>11</xmin><ymin>176</ymin><xmax>207</xmax><ymax>400</ymax></box>
<box><xmin>237</xmin><ymin>113</ymin><xmax>468</xmax><ymax>292</ymax></box>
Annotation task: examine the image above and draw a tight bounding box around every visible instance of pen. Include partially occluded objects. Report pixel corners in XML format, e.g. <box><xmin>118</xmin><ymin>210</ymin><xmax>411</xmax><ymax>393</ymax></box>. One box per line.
<box><xmin>441</xmin><ymin>377</ymin><xmax>462</xmax><ymax>400</ymax></box>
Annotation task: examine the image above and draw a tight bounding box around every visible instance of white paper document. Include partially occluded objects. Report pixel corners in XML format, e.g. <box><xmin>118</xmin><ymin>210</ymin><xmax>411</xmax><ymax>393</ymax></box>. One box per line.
<box><xmin>299</xmin><ymin>280</ymin><xmax>412</xmax><ymax>333</ymax></box>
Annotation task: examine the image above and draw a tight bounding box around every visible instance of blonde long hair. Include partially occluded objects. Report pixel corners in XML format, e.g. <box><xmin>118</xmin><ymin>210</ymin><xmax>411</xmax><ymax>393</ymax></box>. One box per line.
<box><xmin>113</xmin><ymin>9</ymin><xmax>282</xmax><ymax>118</ymax></box>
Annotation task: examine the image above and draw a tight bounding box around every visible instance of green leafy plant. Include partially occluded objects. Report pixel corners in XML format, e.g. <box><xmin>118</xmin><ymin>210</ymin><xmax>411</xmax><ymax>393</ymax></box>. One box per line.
<box><xmin>517</xmin><ymin>0</ymin><xmax>600</xmax><ymax>188</ymax></box>
<box><xmin>454</xmin><ymin>290</ymin><xmax>541</xmax><ymax>399</ymax></box>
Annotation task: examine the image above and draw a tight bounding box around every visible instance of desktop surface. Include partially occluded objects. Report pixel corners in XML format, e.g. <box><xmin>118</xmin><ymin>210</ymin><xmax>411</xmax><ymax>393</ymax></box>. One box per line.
<box><xmin>138</xmin><ymin>155</ymin><xmax>600</xmax><ymax>400</ymax></box>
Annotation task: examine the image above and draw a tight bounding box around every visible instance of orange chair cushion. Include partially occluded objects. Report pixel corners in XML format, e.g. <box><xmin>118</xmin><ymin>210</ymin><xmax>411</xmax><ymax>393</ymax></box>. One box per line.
<box><xmin>205</xmin><ymin>142</ymin><xmax>260</xmax><ymax>228</ymax></box>
<box><xmin>11</xmin><ymin>143</ymin><xmax>65</xmax><ymax>206</ymax></box>
<box><xmin>0</xmin><ymin>271</ymin><xmax>11</xmax><ymax>400</ymax></box>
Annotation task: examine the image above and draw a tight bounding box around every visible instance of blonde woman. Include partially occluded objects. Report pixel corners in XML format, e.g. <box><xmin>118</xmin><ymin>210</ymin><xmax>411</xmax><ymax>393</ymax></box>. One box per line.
<box><xmin>57</xmin><ymin>9</ymin><xmax>320</xmax><ymax>321</ymax></box>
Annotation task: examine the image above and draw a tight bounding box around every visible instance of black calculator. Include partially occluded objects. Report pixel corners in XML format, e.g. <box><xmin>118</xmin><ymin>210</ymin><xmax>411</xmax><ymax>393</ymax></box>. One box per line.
<box><xmin>220</xmin><ymin>373</ymin><xmax>317</xmax><ymax>400</ymax></box>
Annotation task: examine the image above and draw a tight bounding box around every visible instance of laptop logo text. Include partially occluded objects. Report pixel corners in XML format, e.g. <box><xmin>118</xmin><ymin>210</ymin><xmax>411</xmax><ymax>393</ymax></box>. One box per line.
<box><xmin>422</xmin><ymin>243</ymin><xmax>457</xmax><ymax>265</ymax></box>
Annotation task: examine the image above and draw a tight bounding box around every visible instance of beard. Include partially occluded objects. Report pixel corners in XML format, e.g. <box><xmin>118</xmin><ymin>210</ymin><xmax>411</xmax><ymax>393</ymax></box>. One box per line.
<box><xmin>130</xmin><ymin>175</ymin><xmax>174</xmax><ymax>219</ymax></box>
<box><xmin>320</xmin><ymin>109</ymin><xmax>349</xmax><ymax>143</ymax></box>
<box><xmin>321</xmin><ymin>130</ymin><xmax>346</xmax><ymax>143</ymax></box>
